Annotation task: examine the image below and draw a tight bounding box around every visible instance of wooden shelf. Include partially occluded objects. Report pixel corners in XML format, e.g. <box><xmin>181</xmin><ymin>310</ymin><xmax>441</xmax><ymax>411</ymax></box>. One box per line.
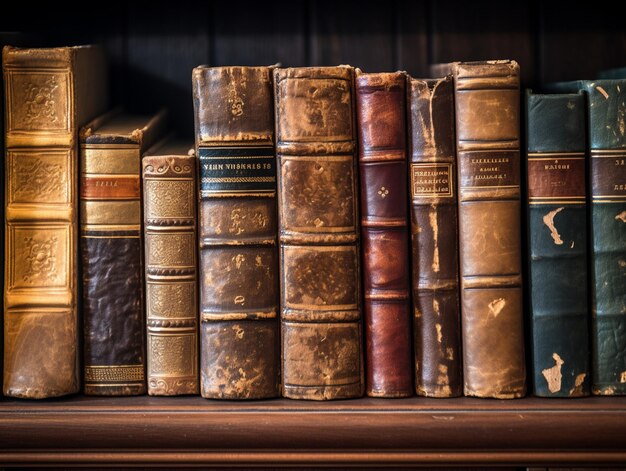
<box><xmin>1</xmin><ymin>395</ymin><xmax>625</xmax><ymax>466</ymax></box>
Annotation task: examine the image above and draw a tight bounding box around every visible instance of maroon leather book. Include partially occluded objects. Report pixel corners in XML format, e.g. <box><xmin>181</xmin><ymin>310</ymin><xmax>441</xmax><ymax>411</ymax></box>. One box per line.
<box><xmin>407</xmin><ymin>76</ymin><xmax>462</xmax><ymax>397</ymax></box>
<box><xmin>356</xmin><ymin>71</ymin><xmax>412</xmax><ymax>397</ymax></box>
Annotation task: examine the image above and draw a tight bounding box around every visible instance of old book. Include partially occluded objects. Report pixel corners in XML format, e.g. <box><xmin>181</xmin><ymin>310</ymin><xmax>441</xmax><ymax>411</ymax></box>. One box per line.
<box><xmin>355</xmin><ymin>70</ymin><xmax>411</xmax><ymax>398</ymax></box>
<box><xmin>526</xmin><ymin>90</ymin><xmax>590</xmax><ymax>397</ymax></box>
<box><xmin>407</xmin><ymin>75</ymin><xmax>462</xmax><ymax>398</ymax></box>
<box><xmin>142</xmin><ymin>139</ymin><xmax>198</xmax><ymax>396</ymax></box>
<box><xmin>80</xmin><ymin>110</ymin><xmax>166</xmax><ymax>396</ymax></box>
<box><xmin>275</xmin><ymin>66</ymin><xmax>363</xmax><ymax>400</ymax></box>
<box><xmin>193</xmin><ymin>66</ymin><xmax>280</xmax><ymax>399</ymax></box>
<box><xmin>451</xmin><ymin>61</ymin><xmax>526</xmax><ymax>398</ymax></box>
<box><xmin>549</xmin><ymin>79</ymin><xmax>626</xmax><ymax>395</ymax></box>
<box><xmin>3</xmin><ymin>46</ymin><xmax>108</xmax><ymax>398</ymax></box>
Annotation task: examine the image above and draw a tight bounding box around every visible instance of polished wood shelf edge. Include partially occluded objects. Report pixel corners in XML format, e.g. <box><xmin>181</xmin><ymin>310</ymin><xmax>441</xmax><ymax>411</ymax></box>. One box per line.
<box><xmin>1</xmin><ymin>396</ymin><xmax>625</xmax><ymax>466</ymax></box>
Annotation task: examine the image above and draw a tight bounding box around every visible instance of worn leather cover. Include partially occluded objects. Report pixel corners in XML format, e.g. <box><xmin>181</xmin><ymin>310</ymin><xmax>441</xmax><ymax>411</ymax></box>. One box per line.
<box><xmin>407</xmin><ymin>76</ymin><xmax>462</xmax><ymax>397</ymax></box>
<box><xmin>3</xmin><ymin>46</ymin><xmax>108</xmax><ymax>398</ymax></box>
<box><xmin>549</xmin><ymin>79</ymin><xmax>626</xmax><ymax>395</ymax></box>
<box><xmin>193</xmin><ymin>66</ymin><xmax>280</xmax><ymax>399</ymax></box>
<box><xmin>143</xmin><ymin>141</ymin><xmax>198</xmax><ymax>396</ymax></box>
<box><xmin>526</xmin><ymin>90</ymin><xmax>589</xmax><ymax>397</ymax></box>
<box><xmin>80</xmin><ymin>110</ymin><xmax>166</xmax><ymax>396</ymax></box>
<box><xmin>275</xmin><ymin>66</ymin><xmax>363</xmax><ymax>400</ymax></box>
<box><xmin>356</xmin><ymin>71</ymin><xmax>411</xmax><ymax>398</ymax></box>
<box><xmin>452</xmin><ymin>61</ymin><xmax>526</xmax><ymax>398</ymax></box>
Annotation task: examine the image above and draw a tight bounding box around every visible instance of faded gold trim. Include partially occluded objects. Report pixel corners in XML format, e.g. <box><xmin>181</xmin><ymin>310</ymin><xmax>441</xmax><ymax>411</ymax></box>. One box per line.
<box><xmin>81</xmin><ymin>146</ymin><xmax>140</xmax><ymax>174</ymax></box>
<box><xmin>527</xmin><ymin>153</ymin><xmax>585</xmax><ymax>158</ymax></box>
<box><xmin>529</xmin><ymin>201</ymin><xmax>585</xmax><ymax>205</ymax></box>
<box><xmin>201</xmin><ymin>311</ymin><xmax>277</xmax><ymax>321</ymax></box>
<box><xmin>198</xmin><ymin>142</ymin><xmax>273</xmax><ymax>148</ymax></box>
<box><xmin>81</xmin><ymin>201</ymin><xmax>141</xmax><ymax>225</ymax></box>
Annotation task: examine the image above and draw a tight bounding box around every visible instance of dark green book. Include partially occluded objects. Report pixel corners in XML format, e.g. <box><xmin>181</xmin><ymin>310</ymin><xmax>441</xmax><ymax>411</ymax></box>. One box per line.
<box><xmin>549</xmin><ymin>79</ymin><xmax>626</xmax><ymax>395</ymax></box>
<box><xmin>526</xmin><ymin>90</ymin><xmax>589</xmax><ymax>397</ymax></box>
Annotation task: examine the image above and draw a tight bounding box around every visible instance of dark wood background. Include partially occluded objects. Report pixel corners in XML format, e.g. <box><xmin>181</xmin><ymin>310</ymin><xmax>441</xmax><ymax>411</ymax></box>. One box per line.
<box><xmin>2</xmin><ymin>0</ymin><xmax>625</xmax><ymax>136</ymax></box>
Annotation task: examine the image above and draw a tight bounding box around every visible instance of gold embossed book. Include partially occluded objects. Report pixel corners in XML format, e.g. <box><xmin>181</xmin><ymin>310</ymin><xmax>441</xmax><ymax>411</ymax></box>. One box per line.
<box><xmin>3</xmin><ymin>46</ymin><xmax>109</xmax><ymax>398</ymax></box>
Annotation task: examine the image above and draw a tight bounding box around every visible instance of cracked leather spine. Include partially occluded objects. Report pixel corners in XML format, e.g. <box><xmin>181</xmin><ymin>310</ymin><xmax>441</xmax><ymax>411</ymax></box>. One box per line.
<box><xmin>193</xmin><ymin>66</ymin><xmax>280</xmax><ymax>399</ymax></box>
<box><xmin>526</xmin><ymin>90</ymin><xmax>590</xmax><ymax>397</ymax></box>
<box><xmin>275</xmin><ymin>66</ymin><xmax>364</xmax><ymax>400</ymax></box>
<box><xmin>549</xmin><ymin>78</ymin><xmax>626</xmax><ymax>395</ymax></box>
<box><xmin>356</xmin><ymin>71</ymin><xmax>412</xmax><ymax>397</ymax></box>
<box><xmin>3</xmin><ymin>46</ymin><xmax>109</xmax><ymax>398</ymax></box>
<box><xmin>408</xmin><ymin>76</ymin><xmax>462</xmax><ymax>398</ymax></box>
<box><xmin>452</xmin><ymin>61</ymin><xmax>526</xmax><ymax>398</ymax></box>
<box><xmin>80</xmin><ymin>110</ymin><xmax>166</xmax><ymax>396</ymax></box>
<box><xmin>143</xmin><ymin>141</ymin><xmax>198</xmax><ymax>396</ymax></box>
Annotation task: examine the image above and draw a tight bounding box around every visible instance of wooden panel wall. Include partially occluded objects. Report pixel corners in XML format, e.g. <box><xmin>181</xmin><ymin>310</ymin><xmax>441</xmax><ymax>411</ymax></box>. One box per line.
<box><xmin>2</xmin><ymin>0</ymin><xmax>625</xmax><ymax>136</ymax></box>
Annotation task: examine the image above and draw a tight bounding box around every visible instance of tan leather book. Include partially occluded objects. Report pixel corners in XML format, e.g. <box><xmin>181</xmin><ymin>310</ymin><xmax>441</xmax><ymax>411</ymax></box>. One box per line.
<box><xmin>408</xmin><ymin>75</ymin><xmax>462</xmax><ymax>398</ymax></box>
<box><xmin>193</xmin><ymin>66</ymin><xmax>280</xmax><ymax>399</ymax></box>
<box><xmin>3</xmin><ymin>46</ymin><xmax>109</xmax><ymax>398</ymax></box>
<box><xmin>80</xmin><ymin>110</ymin><xmax>166</xmax><ymax>396</ymax></box>
<box><xmin>275</xmin><ymin>66</ymin><xmax>363</xmax><ymax>400</ymax></box>
<box><xmin>142</xmin><ymin>139</ymin><xmax>198</xmax><ymax>396</ymax></box>
<box><xmin>451</xmin><ymin>61</ymin><xmax>526</xmax><ymax>398</ymax></box>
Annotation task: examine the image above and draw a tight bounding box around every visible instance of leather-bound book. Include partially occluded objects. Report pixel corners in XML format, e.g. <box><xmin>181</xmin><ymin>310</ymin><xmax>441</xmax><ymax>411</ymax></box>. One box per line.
<box><xmin>451</xmin><ymin>61</ymin><xmax>526</xmax><ymax>398</ymax></box>
<box><xmin>142</xmin><ymin>140</ymin><xmax>198</xmax><ymax>396</ymax></box>
<box><xmin>192</xmin><ymin>66</ymin><xmax>280</xmax><ymax>399</ymax></box>
<box><xmin>407</xmin><ymin>75</ymin><xmax>462</xmax><ymax>398</ymax></box>
<box><xmin>355</xmin><ymin>70</ymin><xmax>411</xmax><ymax>398</ymax></box>
<box><xmin>3</xmin><ymin>46</ymin><xmax>108</xmax><ymax>398</ymax></box>
<box><xmin>80</xmin><ymin>110</ymin><xmax>166</xmax><ymax>396</ymax></box>
<box><xmin>275</xmin><ymin>66</ymin><xmax>363</xmax><ymax>400</ymax></box>
<box><xmin>549</xmin><ymin>79</ymin><xmax>626</xmax><ymax>395</ymax></box>
<box><xmin>526</xmin><ymin>90</ymin><xmax>590</xmax><ymax>397</ymax></box>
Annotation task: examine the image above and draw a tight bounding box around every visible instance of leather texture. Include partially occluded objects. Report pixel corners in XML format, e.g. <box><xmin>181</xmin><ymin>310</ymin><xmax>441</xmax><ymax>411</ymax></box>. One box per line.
<box><xmin>356</xmin><ymin>71</ymin><xmax>412</xmax><ymax>398</ymax></box>
<box><xmin>452</xmin><ymin>61</ymin><xmax>526</xmax><ymax>399</ymax></box>
<box><xmin>275</xmin><ymin>66</ymin><xmax>363</xmax><ymax>400</ymax></box>
<box><xmin>80</xmin><ymin>111</ymin><xmax>166</xmax><ymax>396</ymax></box>
<box><xmin>526</xmin><ymin>91</ymin><xmax>590</xmax><ymax>397</ymax></box>
<box><xmin>143</xmin><ymin>148</ymin><xmax>198</xmax><ymax>396</ymax></box>
<box><xmin>193</xmin><ymin>66</ymin><xmax>280</xmax><ymax>399</ymax></box>
<box><xmin>3</xmin><ymin>46</ymin><xmax>109</xmax><ymax>398</ymax></box>
<box><xmin>408</xmin><ymin>76</ymin><xmax>461</xmax><ymax>398</ymax></box>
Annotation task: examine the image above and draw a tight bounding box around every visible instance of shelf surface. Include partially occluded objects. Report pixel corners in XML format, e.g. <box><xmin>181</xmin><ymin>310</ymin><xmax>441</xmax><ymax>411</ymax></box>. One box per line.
<box><xmin>1</xmin><ymin>395</ymin><xmax>626</xmax><ymax>466</ymax></box>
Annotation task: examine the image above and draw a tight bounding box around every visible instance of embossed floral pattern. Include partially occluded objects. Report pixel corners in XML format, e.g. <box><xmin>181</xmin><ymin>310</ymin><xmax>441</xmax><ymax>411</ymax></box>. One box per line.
<box><xmin>23</xmin><ymin>76</ymin><xmax>59</xmax><ymax>126</ymax></box>
<box><xmin>22</xmin><ymin>236</ymin><xmax>57</xmax><ymax>282</ymax></box>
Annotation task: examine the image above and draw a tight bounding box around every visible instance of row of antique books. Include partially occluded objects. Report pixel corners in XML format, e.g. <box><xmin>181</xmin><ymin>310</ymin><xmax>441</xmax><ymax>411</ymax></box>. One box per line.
<box><xmin>2</xmin><ymin>46</ymin><xmax>625</xmax><ymax>400</ymax></box>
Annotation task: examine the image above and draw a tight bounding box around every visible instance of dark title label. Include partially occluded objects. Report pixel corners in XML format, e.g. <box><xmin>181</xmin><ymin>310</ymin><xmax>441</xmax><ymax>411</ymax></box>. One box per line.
<box><xmin>527</xmin><ymin>156</ymin><xmax>585</xmax><ymax>200</ymax></box>
<box><xmin>591</xmin><ymin>151</ymin><xmax>626</xmax><ymax>200</ymax></box>
<box><xmin>410</xmin><ymin>163</ymin><xmax>453</xmax><ymax>198</ymax></box>
<box><xmin>199</xmin><ymin>146</ymin><xmax>276</xmax><ymax>194</ymax></box>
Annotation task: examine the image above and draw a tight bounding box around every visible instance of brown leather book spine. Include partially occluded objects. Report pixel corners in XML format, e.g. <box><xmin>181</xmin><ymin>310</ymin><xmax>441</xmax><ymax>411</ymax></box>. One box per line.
<box><xmin>80</xmin><ymin>111</ymin><xmax>166</xmax><ymax>396</ymax></box>
<box><xmin>3</xmin><ymin>46</ymin><xmax>108</xmax><ymax>398</ymax></box>
<box><xmin>193</xmin><ymin>66</ymin><xmax>280</xmax><ymax>399</ymax></box>
<box><xmin>143</xmin><ymin>146</ymin><xmax>198</xmax><ymax>396</ymax></box>
<box><xmin>356</xmin><ymin>71</ymin><xmax>412</xmax><ymax>398</ymax></box>
<box><xmin>452</xmin><ymin>61</ymin><xmax>526</xmax><ymax>398</ymax></box>
<box><xmin>275</xmin><ymin>66</ymin><xmax>363</xmax><ymax>400</ymax></box>
<box><xmin>407</xmin><ymin>76</ymin><xmax>462</xmax><ymax>397</ymax></box>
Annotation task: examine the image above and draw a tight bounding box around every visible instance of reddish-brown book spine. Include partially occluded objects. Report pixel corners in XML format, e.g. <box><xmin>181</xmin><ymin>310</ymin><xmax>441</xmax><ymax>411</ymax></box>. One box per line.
<box><xmin>356</xmin><ymin>71</ymin><xmax>412</xmax><ymax>397</ymax></box>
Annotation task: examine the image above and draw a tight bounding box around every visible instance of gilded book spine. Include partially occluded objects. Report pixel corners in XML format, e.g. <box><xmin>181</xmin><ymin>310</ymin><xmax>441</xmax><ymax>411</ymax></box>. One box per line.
<box><xmin>3</xmin><ymin>46</ymin><xmax>108</xmax><ymax>398</ymax></box>
<box><xmin>408</xmin><ymin>76</ymin><xmax>462</xmax><ymax>397</ymax></box>
<box><xmin>143</xmin><ymin>154</ymin><xmax>198</xmax><ymax>396</ymax></box>
<box><xmin>452</xmin><ymin>61</ymin><xmax>526</xmax><ymax>398</ymax></box>
<box><xmin>81</xmin><ymin>142</ymin><xmax>145</xmax><ymax>395</ymax></box>
<box><xmin>356</xmin><ymin>71</ymin><xmax>412</xmax><ymax>397</ymax></box>
<box><xmin>193</xmin><ymin>66</ymin><xmax>280</xmax><ymax>399</ymax></box>
<box><xmin>526</xmin><ymin>91</ymin><xmax>590</xmax><ymax>397</ymax></box>
<box><xmin>275</xmin><ymin>66</ymin><xmax>363</xmax><ymax>400</ymax></box>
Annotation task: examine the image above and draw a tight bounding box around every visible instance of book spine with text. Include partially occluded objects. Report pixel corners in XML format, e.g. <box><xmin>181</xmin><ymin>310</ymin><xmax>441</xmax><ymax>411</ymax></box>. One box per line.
<box><xmin>275</xmin><ymin>66</ymin><xmax>363</xmax><ymax>400</ymax></box>
<box><xmin>193</xmin><ymin>66</ymin><xmax>280</xmax><ymax>399</ymax></box>
<box><xmin>3</xmin><ymin>46</ymin><xmax>108</xmax><ymax>398</ymax></box>
<box><xmin>407</xmin><ymin>76</ymin><xmax>462</xmax><ymax>397</ymax></box>
<box><xmin>526</xmin><ymin>90</ymin><xmax>590</xmax><ymax>397</ymax></box>
<box><xmin>452</xmin><ymin>61</ymin><xmax>526</xmax><ymax>398</ymax></box>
